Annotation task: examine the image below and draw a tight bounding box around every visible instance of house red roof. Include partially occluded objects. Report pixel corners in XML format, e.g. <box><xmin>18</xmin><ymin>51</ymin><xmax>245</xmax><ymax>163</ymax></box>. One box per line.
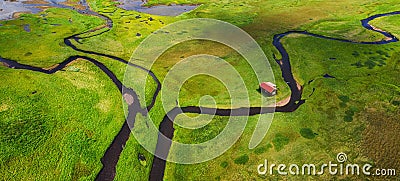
<box><xmin>260</xmin><ymin>82</ymin><xmax>276</xmax><ymax>93</ymax></box>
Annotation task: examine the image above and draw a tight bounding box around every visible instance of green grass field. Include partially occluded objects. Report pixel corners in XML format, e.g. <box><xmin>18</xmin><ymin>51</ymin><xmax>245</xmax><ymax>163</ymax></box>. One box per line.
<box><xmin>1</xmin><ymin>0</ymin><xmax>399</xmax><ymax>180</ymax></box>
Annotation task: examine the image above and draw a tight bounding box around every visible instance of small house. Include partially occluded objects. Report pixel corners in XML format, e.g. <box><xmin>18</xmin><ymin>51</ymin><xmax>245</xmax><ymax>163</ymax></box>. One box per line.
<box><xmin>260</xmin><ymin>82</ymin><xmax>277</xmax><ymax>96</ymax></box>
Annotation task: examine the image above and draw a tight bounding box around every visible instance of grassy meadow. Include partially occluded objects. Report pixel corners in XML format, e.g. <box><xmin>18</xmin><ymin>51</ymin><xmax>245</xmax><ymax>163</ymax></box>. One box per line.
<box><xmin>0</xmin><ymin>59</ymin><xmax>125</xmax><ymax>180</ymax></box>
<box><xmin>0</xmin><ymin>0</ymin><xmax>399</xmax><ymax>180</ymax></box>
<box><xmin>0</xmin><ymin>8</ymin><xmax>104</xmax><ymax>67</ymax></box>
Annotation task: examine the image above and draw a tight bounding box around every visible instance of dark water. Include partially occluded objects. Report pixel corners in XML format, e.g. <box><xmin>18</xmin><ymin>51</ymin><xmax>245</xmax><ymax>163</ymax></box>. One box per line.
<box><xmin>23</xmin><ymin>24</ymin><xmax>30</xmax><ymax>32</ymax></box>
<box><xmin>323</xmin><ymin>74</ymin><xmax>335</xmax><ymax>78</ymax></box>
<box><xmin>0</xmin><ymin>0</ymin><xmax>197</xmax><ymax>21</ymax></box>
<box><xmin>149</xmin><ymin>11</ymin><xmax>400</xmax><ymax>180</ymax></box>
<box><xmin>1</xmin><ymin>3</ymin><xmax>400</xmax><ymax>181</ymax></box>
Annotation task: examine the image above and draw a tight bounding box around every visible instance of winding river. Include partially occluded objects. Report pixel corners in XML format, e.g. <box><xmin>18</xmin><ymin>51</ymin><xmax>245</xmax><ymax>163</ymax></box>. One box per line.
<box><xmin>0</xmin><ymin>2</ymin><xmax>399</xmax><ymax>180</ymax></box>
<box><xmin>149</xmin><ymin>11</ymin><xmax>400</xmax><ymax>180</ymax></box>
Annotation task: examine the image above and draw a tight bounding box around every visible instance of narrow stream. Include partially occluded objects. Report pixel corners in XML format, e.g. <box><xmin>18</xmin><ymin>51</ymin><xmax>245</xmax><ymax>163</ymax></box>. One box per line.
<box><xmin>0</xmin><ymin>2</ymin><xmax>399</xmax><ymax>180</ymax></box>
<box><xmin>148</xmin><ymin>11</ymin><xmax>400</xmax><ymax>181</ymax></box>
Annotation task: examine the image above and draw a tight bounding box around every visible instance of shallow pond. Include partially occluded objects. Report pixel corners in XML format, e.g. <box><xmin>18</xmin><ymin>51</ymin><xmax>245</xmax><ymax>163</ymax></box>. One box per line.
<box><xmin>0</xmin><ymin>0</ymin><xmax>42</xmax><ymax>20</ymax></box>
<box><xmin>23</xmin><ymin>24</ymin><xmax>30</xmax><ymax>32</ymax></box>
<box><xmin>117</xmin><ymin>0</ymin><xmax>198</xmax><ymax>16</ymax></box>
<box><xmin>0</xmin><ymin>0</ymin><xmax>197</xmax><ymax>21</ymax></box>
<box><xmin>0</xmin><ymin>0</ymin><xmax>72</xmax><ymax>20</ymax></box>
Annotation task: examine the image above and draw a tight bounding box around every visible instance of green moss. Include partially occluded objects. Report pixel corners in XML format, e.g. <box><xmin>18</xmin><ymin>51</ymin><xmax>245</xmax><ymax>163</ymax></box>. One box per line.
<box><xmin>220</xmin><ymin>161</ymin><xmax>228</xmax><ymax>168</ymax></box>
<box><xmin>254</xmin><ymin>143</ymin><xmax>272</xmax><ymax>155</ymax></box>
<box><xmin>300</xmin><ymin>128</ymin><xmax>316</xmax><ymax>139</ymax></box>
<box><xmin>0</xmin><ymin>108</ymin><xmax>51</xmax><ymax>161</ymax></box>
<box><xmin>272</xmin><ymin>134</ymin><xmax>289</xmax><ymax>151</ymax></box>
<box><xmin>233</xmin><ymin>155</ymin><xmax>249</xmax><ymax>165</ymax></box>
<box><xmin>344</xmin><ymin>115</ymin><xmax>354</xmax><ymax>122</ymax></box>
<box><xmin>338</xmin><ymin>95</ymin><xmax>350</xmax><ymax>103</ymax></box>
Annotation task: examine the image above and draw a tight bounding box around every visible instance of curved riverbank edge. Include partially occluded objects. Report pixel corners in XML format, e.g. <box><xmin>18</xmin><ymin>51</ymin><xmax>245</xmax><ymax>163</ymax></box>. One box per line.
<box><xmin>148</xmin><ymin>11</ymin><xmax>400</xmax><ymax>181</ymax></box>
<box><xmin>1</xmin><ymin>2</ymin><xmax>160</xmax><ymax>180</ymax></box>
<box><xmin>1</xmin><ymin>4</ymin><xmax>399</xmax><ymax>181</ymax></box>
